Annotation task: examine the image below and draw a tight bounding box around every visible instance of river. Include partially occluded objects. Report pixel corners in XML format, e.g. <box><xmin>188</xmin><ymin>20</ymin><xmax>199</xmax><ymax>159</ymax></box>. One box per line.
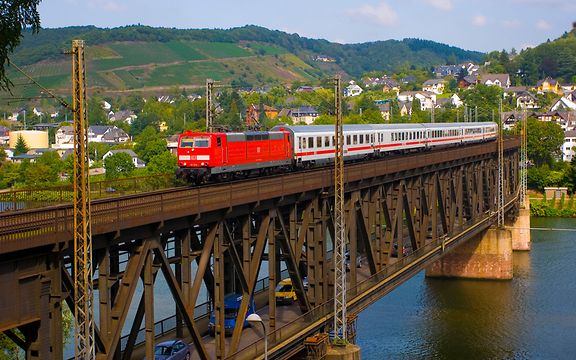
<box><xmin>356</xmin><ymin>217</ymin><xmax>576</xmax><ymax>359</ymax></box>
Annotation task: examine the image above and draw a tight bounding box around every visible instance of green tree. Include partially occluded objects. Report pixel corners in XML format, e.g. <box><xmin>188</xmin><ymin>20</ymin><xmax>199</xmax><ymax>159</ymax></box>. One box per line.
<box><xmin>0</xmin><ymin>162</ymin><xmax>20</xmax><ymax>188</ymax></box>
<box><xmin>25</xmin><ymin>151</ymin><xmax>62</xmax><ymax>185</ymax></box>
<box><xmin>104</xmin><ymin>152</ymin><xmax>135</xmax><ymax>179</ymax></box>
<box><xmin>87</xmin><ymin>96</ymin><xmax>108</xmax><ymax>125</ymax></box>
<box><xmin>133</xmin><ymin>126</ymin><xmax>167</xmax><ymax>163</ymax></box>
<box><xmin>14</xmin><ymin>134</ymin><xmax>29</xmax><ymax>155</ymax></box>
<box><xmin>146</xmin><ymin>152</ymin><xmax>177</xmax><ymax>175</ymax></box>
<box><xmin>461</xmin><ymin>84</ymin><xmax>504</xmax><ymax>121</ymax></box>
<box><xmin>0</xmin><ymin>148</ymin><xmax>6</xmax><ymax>162</ymax></box>
<box><xmin>1</xmin><ymin>0</ymin><xmax>42</xmax><ymax>91</ymax></box>
<box><xmin>524</xmin><ymin>117</ymin><xmax>564</xmax><ymax>167</ymax></box>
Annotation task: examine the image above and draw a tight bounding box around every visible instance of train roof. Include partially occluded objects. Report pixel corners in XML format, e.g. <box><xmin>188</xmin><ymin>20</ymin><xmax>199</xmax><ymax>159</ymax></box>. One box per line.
<box><xmin>272</xmin><ymin>122</ymin><xmax>496</xmax><ymax>134</ymax></box>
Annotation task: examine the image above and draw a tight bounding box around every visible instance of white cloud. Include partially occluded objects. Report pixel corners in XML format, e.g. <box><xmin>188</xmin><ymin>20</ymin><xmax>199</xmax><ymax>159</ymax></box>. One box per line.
<box><xmin>502</xmin><ymin>19</ymin><xmax>521</xmax><ymax>28</ymax></box>
<box><xmin>473</xmin><ymin>15</ymin><xmax>487</xmax><ymax>26</ymax></box>
<box><xmin>425</xmin><ymin>0</ymin><xmax>453</xmax><ymax>10</ymax></box>
<box><xmin>536</xmin><ymin>19</ymin><xmax>551</xmax><ymax>30</ymax></box>
<box><xmin>348</xmin><ymin>2</ymin><xmax>399</xmax><ymax>26</ymax></box>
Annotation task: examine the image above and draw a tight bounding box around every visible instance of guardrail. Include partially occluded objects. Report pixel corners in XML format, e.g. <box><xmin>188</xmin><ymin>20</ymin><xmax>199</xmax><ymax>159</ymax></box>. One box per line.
<box><xmin>0</xmin><ymin>174</ymin><xmax>177</xmax><ymax>212</ymax></box>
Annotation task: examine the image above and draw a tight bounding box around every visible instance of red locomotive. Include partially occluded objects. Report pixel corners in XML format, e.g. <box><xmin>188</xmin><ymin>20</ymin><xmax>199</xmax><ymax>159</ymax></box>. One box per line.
<box><xmin>176</xmin><ymin>129</ymin><xmax>293</xmax><ymax>183</ymax></box>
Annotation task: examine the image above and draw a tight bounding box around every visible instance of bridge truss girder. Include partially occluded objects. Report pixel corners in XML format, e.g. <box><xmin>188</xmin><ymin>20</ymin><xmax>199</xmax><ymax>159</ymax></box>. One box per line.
<box><xmin>0</xmin><ymin>144</ymin><xmax>520</xmax><ymax>360</ymax></box>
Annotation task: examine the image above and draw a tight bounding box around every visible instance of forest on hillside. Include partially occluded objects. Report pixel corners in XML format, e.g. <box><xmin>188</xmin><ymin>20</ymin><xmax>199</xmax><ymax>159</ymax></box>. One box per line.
<box><xmin>11</xmin><ymin>25</ymin><xmax>484</xmax><ymax>77</ymax></box>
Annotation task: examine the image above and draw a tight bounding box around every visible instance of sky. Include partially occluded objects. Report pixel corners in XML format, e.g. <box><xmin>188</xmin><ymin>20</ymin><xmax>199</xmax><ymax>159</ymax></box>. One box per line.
<box><xmin>37</xmin><ymin>0</ymin><xmax>575</xmax><ymax>53</ymax></box>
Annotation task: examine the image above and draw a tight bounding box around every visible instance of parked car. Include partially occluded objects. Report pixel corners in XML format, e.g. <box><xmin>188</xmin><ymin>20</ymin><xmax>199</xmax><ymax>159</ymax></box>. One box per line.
<box><xmin>208</xmin><ymin>293</ymin><xmax>256</xmax><ymax>336</ymax></box>
<box><xmin>143</xmin><ymin>340</ymin><xmax>190</xmax><ymax>360</ymax></box>
<box><xmin>275</xmin><ymin>278</ymin><xmax>297</xmax><ymax>305</ymax></box>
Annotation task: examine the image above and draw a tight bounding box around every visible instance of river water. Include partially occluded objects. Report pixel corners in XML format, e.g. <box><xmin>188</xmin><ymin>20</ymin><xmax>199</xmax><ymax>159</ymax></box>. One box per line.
<box><xmin>356</xmin><ymin>217</ymin><xmax>576</xmax><ymax>359</ymax></box>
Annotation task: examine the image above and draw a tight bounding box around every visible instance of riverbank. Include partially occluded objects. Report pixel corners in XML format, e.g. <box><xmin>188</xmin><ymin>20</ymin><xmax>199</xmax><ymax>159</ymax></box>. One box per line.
<box><xmin>529</xmin><ymin>193</ymin><xmax>576</xmax><ymax>217</ymax></box>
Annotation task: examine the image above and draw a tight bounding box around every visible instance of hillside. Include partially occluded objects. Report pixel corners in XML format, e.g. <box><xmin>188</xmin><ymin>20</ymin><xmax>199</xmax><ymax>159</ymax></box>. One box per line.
<box><xmin>484</xmin><ymin>27</ymin><xmax>576</xmax><ymax>85</ymax></box>
<box><xmin>514</xmin><ymin>28</ymin><xmax>576</xmax><ymax>84</ymax></box>
<box><xmin>4</xmin><ymin>25</ymin><xmax>484</xmax><ymax>96</ymax></box>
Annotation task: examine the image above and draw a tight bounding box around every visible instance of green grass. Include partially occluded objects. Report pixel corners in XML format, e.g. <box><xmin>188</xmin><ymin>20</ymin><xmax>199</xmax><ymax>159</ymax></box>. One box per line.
<box><xmin>93</xmin><ymin>43</ymin><xmax>183</xmax><ymax>70</ymax></box>
<box><xmin>191</xmin><ymin>42</ymin><xmax>252</xmax><ymax>58</ymax></box>
<box><xmin>164</xmin><ymin>41</ymin><xmax>207</xmax><ymax>61</ymax></box>
<box><xmin>245</xmin><ymin>42</ymin><xmax>287</xmax><ymax>56</ymax></box>
<box><xmin>147</xmin><ymin>62</ymin><xmax>230</xmax><ymax>85</ymax></box>
<box><xmin>114</xmin><ymin>69</ymin><xmax>146</xmax><ymax>88</ymax></box>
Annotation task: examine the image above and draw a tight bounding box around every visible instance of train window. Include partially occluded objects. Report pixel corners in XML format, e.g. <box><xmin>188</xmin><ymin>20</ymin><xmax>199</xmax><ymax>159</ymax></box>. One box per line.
<box><xmin>193</xmin><ymin>137</ymin><xmax>209</xmax><ymax>148</ymax></box>
<box><xmin>346</xmin><ymin>135</ymin><xmax>351</xmax><ymax>145</ymax></box>
<box><xmin>332</xmin><ymin>136</ymin><xmax>336</xmax><ymax>146</ymax></box>
<box><xmin>180</xmin><ymin>137</ymin><xmax>194</xmax><ymax>148</ymax></box>
<box><xmin>216</xmin><ymin>137</ymin><xmax>222</xmax><ymax>147</ymax></box>
<box><xmin>371</xmin><ymin>134</ymin><xmax>375</xmax><ymax>143</ymax></box>
<box><xmin>353</xmin><ymin>135</ymin><xmax>358</xmax><ymax>145</ymax></box>
<box><xmin>308</xmin><ymin>137</ymin><xmax>314</xmax><ymax>149</ymax></box>
<box><xmin>359</xmin><ymin>135</ymin><xmax>364</xmax><ymax>144</ymax></box>
<box><xmin>317</xmin><ymin>136</ymin><xmax>322</xmax><ymax>148</ymax></box>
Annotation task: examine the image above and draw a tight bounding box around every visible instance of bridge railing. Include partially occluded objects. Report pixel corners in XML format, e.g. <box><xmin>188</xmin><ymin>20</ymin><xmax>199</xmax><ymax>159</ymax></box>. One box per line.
<box><xmin>0</xmin><ymin>174</ymin><xmax>176</xmax><ymax>212</ymax></box>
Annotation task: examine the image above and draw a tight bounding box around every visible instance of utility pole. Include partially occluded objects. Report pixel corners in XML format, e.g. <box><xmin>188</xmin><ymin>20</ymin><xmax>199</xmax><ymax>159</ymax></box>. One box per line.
<box><xmin>475</xmin><ymin>105</ymin><xmax>478</xmax><ymax>122</ymax></box>
<box><xmin>206</xmin><ymin>79</ymin><xmax>214</xmax><ymax>132</ymax></box>
<box><xmin>72</xmin><ymin>39</ymin><xmax>95</xmax><ymax>360</ymax></box>
<box><xmin>333</xmin><ymin>75</ymin><xmax>347</xmax><ymax>345</ymax></box>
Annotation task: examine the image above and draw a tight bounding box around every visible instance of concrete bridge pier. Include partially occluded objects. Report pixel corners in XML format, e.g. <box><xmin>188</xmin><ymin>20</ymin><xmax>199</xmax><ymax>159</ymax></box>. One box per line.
<box><xmin>326</xmin><ymin>344</ymin><xmax>362</xmax><ymax>360</ymax></box>
<box><xmin>426</xmin><ymin>227</ymin><xmax>513</xmax><ymax>280</ymax></box>
<box><xmin>509</xmin><ymin>200</ymin><xmax>531</xmax><ymax>251</ymax></box>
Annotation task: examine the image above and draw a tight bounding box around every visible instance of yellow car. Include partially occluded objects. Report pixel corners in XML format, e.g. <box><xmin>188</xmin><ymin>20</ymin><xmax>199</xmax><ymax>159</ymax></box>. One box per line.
<box><xmin>275</xmin><ymin>278</ymin><xmax>297</xmax><ymax>305</ymax></box>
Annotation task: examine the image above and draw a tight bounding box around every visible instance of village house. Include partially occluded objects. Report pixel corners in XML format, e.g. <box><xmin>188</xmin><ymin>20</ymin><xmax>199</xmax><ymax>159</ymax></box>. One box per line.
<box><xmin>422</xmin><ymin>79</ymin><xmax>446</xmax><ymax>94</ymax></box>
<box><xmin>344</xmin><ymin>82</ymin><xmax>363</xmax><ymax>97</ymax></box>
<box><xmin>480</xmin><ymin>74</ymin><xmax>510</xmax><ymax>88</ymax></box>
<box><xmin>550</xmin><ymin>97</ymin><xmax>576</xmax><ymax>112</ymax></box>
<box><xmin>517</xmin><ymin>92</ymin><xmax>539</xmax><ymax>109</ymax></box>
<box><xmin>374</xmin><ymin>101</ymin><xmax>391</xmax><ymax>121</ymax></box>
<box><xmin>54</xmin><ymin>125</ymin><xmax>130</xmax><ymax>149</ymax></box>
<box><xmin>109</xmin><ymin>110</ymin><xmax>137</xmax><ymax>125</ymax></box>
<box><xmin>245</xmin><ymin>104</ymin><xmax>279</xmax><ymax>128</ymax></box>
<box><xmin>381</xmin><ymin>79</ymin><xmax>401</xmax><ymax>94</ymax></box>
<box><xmin>536</xmin><ymin>77</ymin><xmax>562</xmax><ymax>95</ymax></box>
<box><xmin>562</xmin><ymin>130</ymin><xmax>576</xmax><ymax>161</ymax></box>
<box><xmin>279</xmin><ymin>106</ymin><xmax>320</xmax><ymax>125</ymax></box>
<box><xmin>397</xmin><ymin>91</ymin><xmax>436</xmax><ymax>111</ymax></box>
<box><xmin>458</xmin><ymin>75</ymin><xmax>478</xmax><ymax>89</ymax></box>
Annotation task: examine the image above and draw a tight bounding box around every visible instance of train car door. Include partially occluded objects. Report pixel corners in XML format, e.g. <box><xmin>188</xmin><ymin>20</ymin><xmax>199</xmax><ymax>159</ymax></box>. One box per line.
<box><xmin>217</xmin><ymin>136</ymin><xmax>227</xmax><ymax>164</ymax></box>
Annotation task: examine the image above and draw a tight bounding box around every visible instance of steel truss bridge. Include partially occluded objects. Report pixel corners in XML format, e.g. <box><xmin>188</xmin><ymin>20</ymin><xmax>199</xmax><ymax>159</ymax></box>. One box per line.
<box><xmin>0</xmin><ymin>138</ymin><xmax>520</xmax><ymax>359</ymax></box>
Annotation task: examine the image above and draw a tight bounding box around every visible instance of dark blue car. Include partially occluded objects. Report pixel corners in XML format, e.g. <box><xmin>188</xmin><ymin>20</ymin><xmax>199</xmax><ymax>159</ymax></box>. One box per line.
<box><xmin>208</xmin><ymin>293</ymin><xmax>256</xmax><ymax>336</ymax></box>
<box><xmin>143</xmin><ymin>340</ymin><xmax>190</xmax><ymax>360</ymax></box>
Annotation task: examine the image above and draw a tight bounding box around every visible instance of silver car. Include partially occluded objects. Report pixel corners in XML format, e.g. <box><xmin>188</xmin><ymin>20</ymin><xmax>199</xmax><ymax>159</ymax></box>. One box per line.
<box><xmin>144</xmin><ymin>340</ymin><xmax>190</xmax><ymax>360</ymax></box>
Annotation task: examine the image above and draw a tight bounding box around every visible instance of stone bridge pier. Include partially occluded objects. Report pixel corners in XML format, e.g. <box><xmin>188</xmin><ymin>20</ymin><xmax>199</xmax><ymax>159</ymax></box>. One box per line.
<box><xmin>427</xmin><ymin>200</ymin><xmax>531</xmax><ymax>280</ymax></box>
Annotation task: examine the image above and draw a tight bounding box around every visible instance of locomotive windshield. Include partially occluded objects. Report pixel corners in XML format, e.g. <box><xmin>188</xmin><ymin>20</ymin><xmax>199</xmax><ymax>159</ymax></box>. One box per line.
<box><xmin>180</xmin><ymin>136</ymin><xmax>210</xmax><ymax>148</ymax></box>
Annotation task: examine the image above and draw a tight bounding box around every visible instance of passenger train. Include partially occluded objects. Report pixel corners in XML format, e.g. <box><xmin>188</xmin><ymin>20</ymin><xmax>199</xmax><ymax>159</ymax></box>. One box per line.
<box><xmin>176</xmin><ymin>122</ymin><xmax>498</xmax><ymax>183</ymax></box>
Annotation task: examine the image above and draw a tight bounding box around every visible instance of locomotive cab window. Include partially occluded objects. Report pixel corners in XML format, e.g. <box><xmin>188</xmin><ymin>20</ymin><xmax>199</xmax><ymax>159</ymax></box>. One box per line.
<box><xmin>181</xmin><ymin>136</ymin><xmax>209</xmax><ymax>148</ymax></box>
<box><xmin>180</xmin><ymin>137</ymin><xmax>194</xmax><ymax>148</ymax></box>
